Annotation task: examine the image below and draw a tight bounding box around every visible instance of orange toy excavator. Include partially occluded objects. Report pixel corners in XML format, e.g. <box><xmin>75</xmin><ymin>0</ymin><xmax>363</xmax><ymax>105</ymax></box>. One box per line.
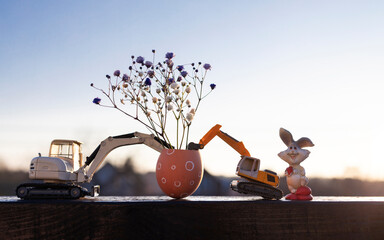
<box><xmin>188</xmin><ymin>124</ymin><xmax>283</xmax><ymax>200</ymax></box>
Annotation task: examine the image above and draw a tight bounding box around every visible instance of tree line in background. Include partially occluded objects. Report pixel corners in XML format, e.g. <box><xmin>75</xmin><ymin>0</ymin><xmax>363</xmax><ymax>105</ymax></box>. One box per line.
<box><xmin>1</xmin><ymin>158</ymin><xmax>384</xmax><ymax>197</ymax></box>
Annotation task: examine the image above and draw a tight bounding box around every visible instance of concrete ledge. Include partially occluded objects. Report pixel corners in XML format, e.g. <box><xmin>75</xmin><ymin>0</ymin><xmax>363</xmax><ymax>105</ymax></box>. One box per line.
<box><xmin>1</xmin><ymin>196</ymin><xmax>384</xmax><ymax>240</ymax></box>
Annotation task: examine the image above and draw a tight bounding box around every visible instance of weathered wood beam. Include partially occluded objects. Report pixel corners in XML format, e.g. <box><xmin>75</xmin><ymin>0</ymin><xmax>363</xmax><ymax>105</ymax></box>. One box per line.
<box><xmin>1</xmin><ymin>196</ymin><xmax>384</xmax><ymax>240</ymax></box>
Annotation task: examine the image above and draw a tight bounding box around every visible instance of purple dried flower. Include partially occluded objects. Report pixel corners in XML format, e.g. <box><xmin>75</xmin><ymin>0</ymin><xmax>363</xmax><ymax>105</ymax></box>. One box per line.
<box><xmin>106</xmin><ymin>75</ymin><xmax>111</xmax><ymax>79</ymax></box>
<box><xmin>165</xmin><ymin>52</ymin><xmax>174</xmax><ymax>59</ymax></box>
<box><xmin>148</xmin><ymin>70</ymin><xmax>155</xmax><ymax>78</ymax></box>
<box><xmin>176</xmin><ymin>65</ymin><xmax>184</xmax><ymax>71</ymax></box>
<box><xmin>136</xmin><ymin>56</ymin><xmax>145</xmax><ymax>64</ymax></box>
<box><xmin>114</xmin><ymin>70</ymin><xmax>120</xmax><ymax>77</ymax></box>
<box><xmin>166</xmin><ymin>59</ymin><xmax>174</xmax><ymax>68</ymax></box>
<box><xmin>145</xmin><ymin>61</ymin><xmax>153</xmax><ymax>68</ymax></box>
<box><xmin>93</xmin><ymin>97</ymin><xmax>101</xmax><ymax>104</ymax></box>
<box><xmin>144</xmin><ymin>78</ymin><xmax>152</xmax><ymax>86</ymax></box>
<box><xmin>177</xmin><ymin>76</ymin><xmax>182</xmax><ymax>82</ymax></box>
<box><xmin>181</xmin><ymin>71</ymin><xmax>188</xmax><ymax>78</ymax></box>
<box><xmin>167</xmin><ymin>78</ymin><xmax>175</xmax><ymax>85</ymax></box>
<box><xmin>203</xmin><ymin>64</ymin><xmax>211</xmax><ymax>70</ymax></box>
<box><xmin>210</xmin><ymin>83</ymin><xmax>216</xmax><ymax>90</ymax></box>
<box><xmin>122</xmin><ymin>74</ymin><xmax>129</xmax><ymax>82</ymax></box>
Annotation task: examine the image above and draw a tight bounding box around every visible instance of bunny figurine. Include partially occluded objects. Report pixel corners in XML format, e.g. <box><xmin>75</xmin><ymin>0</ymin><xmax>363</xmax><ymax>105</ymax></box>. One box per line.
<box><xmin>278</xmin><ymin>128</ymin><xmax>314</xmax><ymax>200</ymax></box>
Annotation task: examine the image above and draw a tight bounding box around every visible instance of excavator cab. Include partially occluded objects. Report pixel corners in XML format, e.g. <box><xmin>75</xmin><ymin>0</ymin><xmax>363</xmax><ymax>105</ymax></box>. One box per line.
<box><xmin>49</xmin><ymin>140</ymin><xmax>84</xmax><ymax>170</ymax></box>
<box><xmin>236</xmin><ymin>156</ymin><xmax>279</xmax><ymax>188</ymax></box>
<box><xmin>236</xmin><ymin>156</ymin><xmax>260</xmax><ymax>179</ymax></box>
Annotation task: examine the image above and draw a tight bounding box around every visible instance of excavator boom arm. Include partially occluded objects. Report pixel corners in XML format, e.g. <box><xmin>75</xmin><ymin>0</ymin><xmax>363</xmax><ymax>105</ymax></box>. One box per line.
<box><xmin>77</xmin><ymin>132</ymin><xmax>166</xmax><ymax>183</ymax></box>
<box><xmin>216</xmin><ymin>131</ymin><xmax>250</xmax><ymax>157</ymax></box>
<box><xmin>191</xmin><ymin>124</ymin><xmax>251</xmax><ymax>157</ymax></box>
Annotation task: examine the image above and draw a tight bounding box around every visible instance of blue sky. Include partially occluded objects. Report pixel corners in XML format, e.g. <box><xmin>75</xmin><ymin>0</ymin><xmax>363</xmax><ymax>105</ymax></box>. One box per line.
<box><xmin>1</xmin><ymin>1</ymin><xmax>384</xmax><ymax>180</ymax></box>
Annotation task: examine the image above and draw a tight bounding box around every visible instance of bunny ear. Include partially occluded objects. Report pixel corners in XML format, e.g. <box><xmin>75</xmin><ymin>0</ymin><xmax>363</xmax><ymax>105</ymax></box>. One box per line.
<box><xmin>296</xmin><ymin>137</ymin><xmax>314</xmax><ymax>148</ymax></box>
<box><xmin>279</xmin><ymin>128</ymin><xmax>294</xmax><ymax>147</ymax></box>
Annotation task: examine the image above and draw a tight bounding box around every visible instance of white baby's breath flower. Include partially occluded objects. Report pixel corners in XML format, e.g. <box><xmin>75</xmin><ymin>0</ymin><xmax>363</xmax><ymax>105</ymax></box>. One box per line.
<box><xmin>141</xmin><ymin>91</ymin><xmax>146</xmax><ymax>97</ymax></box>
<box><xmin>138</xmin><ymin>72</ymin><xmax>144</xmax><ymax>77</ymax></box>
<box><xmin>156</xmin><ymin>88</ymin><xmax>161</xmax><ymax>94</ymax></box>
<box><xmin>152</xmin><ymin>97</ymin><xmax>158</xmax><ymax>104</ymax></box>
<box><xmin>189</xmin><ymin>108</ymin><xmax>195</xmax><ymax>114</ymax></box>
<box><xmin>173</xmin><ymin>89</ymin><xmax>180</xmax><ymax>95</ymax></box>
<box><xmin>186</xmin><ymin>99</ymin><xmax>191</xmax><ymax>105</ymax></box>
<box><xmin>167</xmin><ymin>104</ymin><xmax>174</xmax><ymax>111</ymax></box>
<box><xmin>170</xmin><ymin>82</ymin><xmax>178</xmax><ymax>89</ymax></box>
<box><xmin>185</xmin><ymin>86</ymin><xmax>191</xmax><ymax>93</ymax></box>
<box><xmin>186</xmin><ymin>113</ymin><xmax>194</xmax><ymax>121</ymax></box>
<box><xmin>181</xmin><ymin>81</ymin><xmax>186</xmax><ymax>87</ymax></box>
<box><xmin>166</xmin><ymin>96</ymin><xmax>172</xmax><ymax>103</ymax></box>
<box><xmin>146</xmin><ymin>111</ymin><xmax>151</xmax><ymax>116</ymax></box>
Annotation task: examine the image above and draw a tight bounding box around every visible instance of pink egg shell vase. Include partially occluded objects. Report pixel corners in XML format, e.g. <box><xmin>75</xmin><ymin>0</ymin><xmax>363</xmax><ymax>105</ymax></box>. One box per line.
<box><xmin>156</xmin><ymin>149</ymin><xmax>203</xmax><ymax>199</ymax></box>
<box><xmin>278</xmin><ymin>128</ymin><xmax>314</xmax><ymax>201</ymax></box>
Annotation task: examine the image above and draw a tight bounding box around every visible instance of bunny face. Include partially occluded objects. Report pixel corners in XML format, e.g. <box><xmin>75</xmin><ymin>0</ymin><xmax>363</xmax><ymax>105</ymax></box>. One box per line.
<box><xmin>278</xmin><ymin>143</ymin><xmax>311</xmax><ymax>165</ymax></box>
<box><xmin>278</xmin><ymin>128</ymin><xmax>314</xmax><ymax>166</ymax></box>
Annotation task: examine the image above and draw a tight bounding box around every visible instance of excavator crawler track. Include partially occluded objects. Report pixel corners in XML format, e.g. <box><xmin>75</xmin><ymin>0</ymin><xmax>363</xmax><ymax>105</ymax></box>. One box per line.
<box><xmin>231</xmin><ymin>180</ymin><xmax>283</xmax><ymax>200</ymax></box>
<box><xmin>16</xmin><ymin>183</ymin><xmax>99</xmax><ymax>200</ymax></box>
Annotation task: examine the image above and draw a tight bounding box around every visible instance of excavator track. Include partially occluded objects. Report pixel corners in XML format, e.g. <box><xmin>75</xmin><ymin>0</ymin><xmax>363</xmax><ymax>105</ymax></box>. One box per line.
<box><xmin>230</xmin><ymin>180</ymin><xmax>283</xmax><ymax>200</ymax></box>
<box><xmin>16</xmin><ymin>183</ymin><xmax>100</xmax><ymax>200</ymax></box>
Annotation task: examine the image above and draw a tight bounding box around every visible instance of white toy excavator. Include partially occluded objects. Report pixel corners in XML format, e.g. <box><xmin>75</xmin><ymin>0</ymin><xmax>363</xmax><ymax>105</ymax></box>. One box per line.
<box><xmin>188</xmin><ymin>124</ymin><xmax>283</xmax><ymax>200</ymax></box>
<box><xmin>16</xmin><ymin>132</ymin><xmax>169</xmax><ymax>199</ymax></box>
